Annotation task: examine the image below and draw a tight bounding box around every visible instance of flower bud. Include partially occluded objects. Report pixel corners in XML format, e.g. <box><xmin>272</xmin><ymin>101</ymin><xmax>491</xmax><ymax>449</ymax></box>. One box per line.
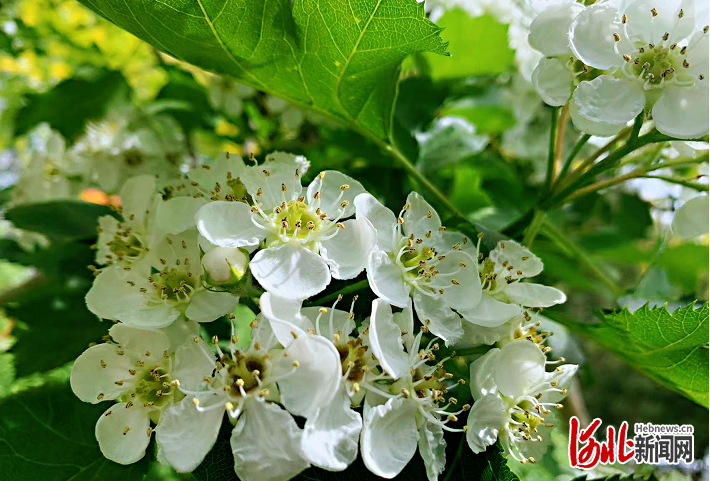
<box><xmin>202</xmin><ymin>246</ymin><xmax>249</xmax><ymax>286</ymax></box>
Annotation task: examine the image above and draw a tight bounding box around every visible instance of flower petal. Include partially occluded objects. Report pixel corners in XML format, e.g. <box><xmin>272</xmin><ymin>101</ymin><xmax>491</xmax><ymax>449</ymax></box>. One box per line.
<box><xmin>367</xmin><ymin>248</ymin><xmax>410</xmax><ymax>308</ymax></box>
<box><xmin>172</xmin><ymin>337</ymin><xmax>216</xmax><ymax>392</ymax></box>
<box><xmin>260</xmin><ymin>292</ymin><xmax>314</xmax><ymax>346</ymax></box>
<box><xmin>569</xmin><ymin>98</ymin><xmax>628</xmax><ymax>136</ymax></box>
<box><xmin>307</xmin><ymin>170</ymin><xmax>368</xmax><ymax>218</ymax></box>
<box><xmin>187</xmin><ymin>152</ymin><xmax>247</xmax><ymax>191</ymax></box>
<box><xmin>468</xmin><ymin>348</ymin><xmax>501</xmax><ymax>400</ymax></box>
<box><xmin>369</xmin><ymin>298</ymin><xmax>410</xmax><ymax>379</ymax></box>
<box><xmin>195</xmin><ymin>201</ymin><xmax>265</xmax><ymax>248</ymax></box>
<box><xmin>528</xmin><ymin>3</ymin><xmax>584</xmax><ymax>56</ymax></box>
<box><xmin>419</xmin><ymin>421</ymin><xmax>446</xmax><ymax>481</ymax></box>
<box><xmin>569</xmin><ymin>3</ymin><xmax>628</xmax><ymax>70</ymax></box>
<box><xmin>465</xmin><ymin>394</ymin><xmax>507</xmax><ymax>453</ymax></box>
<box><xmin>241</xmin><ymin>152</ymin><xmax>310</xmax><ymax>210</ymax></box>
<box><xmin>70</xmin><ymin>343</ymin><xmax>133</xmax><ymax>403</ymax></box>
<box><xmin>671</xmin><ymin>195</ymin><xmax>709</xmax><ymax>238</ymax></box>
<box><xmin>402</xmin><ymin>192</ymin><xmax>441</xmax><ymax>240</ymax></box>
<box><xmin>622</xmin><ymin>0</ymin><xmax>695</xmax><ymax>44</ymax></box>
<box><xmin>653</xmin><ymin>85</ymin><xmax>710</xmax><ymax>139</ymax></box>
<box><xmin>504</xmin><ymin>283</ymin><xmax>567</xmax><ymax>307</ymax></box>
<box><xmin>532</xmin><ymin>57</ymin><xmax>573</xmax><ymax>107</ymax></box>
<box><xmin>489</xmin><ymin>240</ymin><xmax>544</xmax><ymax>278</ymax></box>
<box><xmin>541</xmin><ymin>364</ymin><xmax>579</xmax><ymax>403</ymax></box>
<box><xmin>185</xmin><ymin>289</ymin><xmax>239</xmax><ymax>323</ymax></box>
<box><xmin>320</xmin><ymin>217</ymin><xmax>374</xmax><ymax>280</ymax></box>
<box><xmin>232</xmin><ymin>399</ymin><xmax>310</xmax><ymax>481</ymax></box>
<box><xmin>120</xmin><ymin>175</ymin><xmax>156</xmax><ymax>223</ymax></box>
<box><xmin>354</xmin><ymin>193</ymin><xmax>398</xmax><ymax>252</ymax></box>
<box><xmin>458</xmin><ymin>295</ymin><xmax>522</xmax><ymax>328</ymax></box>
<box><xmin>431</xmin><ymin>250</ymin><xmax>482</xmax><ymax>311</ymax></box>
<box><xmin>573</xmin><ymin>76</ymin><xmax>645</xmax><ymax>124</ymax></box>
<box><xmin>108</xmin><ymin>323</ymin><xmax>171</xmax><ymax>362</ymax></box>
<box><xmin>302</xmin><ymin>385</ymin><xmax>362</xmax><ymax>471</ymax></box>
<box><xmin>412</xmin><ymin>292</ymin><xmax>463</xmax><ymax>345</ymax></box>
<box><xmin>156</xmin><ymin>396</ymin><xmax>225</xmax><ymax>472</ymax></box>
<box><xmin>361</xmin><ymin>397</ymin><xmax>419</xmax><ymax>479</ymax></box>
<box><xmin>250</xmin><ymin>244</ymin><xmax>331</xmax><ymax>301</ymax></box>
<box><xmin>494</xmin><ymin>340</ymin><xmax>547</xmax><ymax>399</ymax></box>
<box><xmin>156</xmin><ymin>196</ymin><xmax>206</xmax><ymax>235</ymax></box>
<box><xmin>95</xmin><ymin>403</ymin><xmax>151</xmax><ymax>464</ymax></box>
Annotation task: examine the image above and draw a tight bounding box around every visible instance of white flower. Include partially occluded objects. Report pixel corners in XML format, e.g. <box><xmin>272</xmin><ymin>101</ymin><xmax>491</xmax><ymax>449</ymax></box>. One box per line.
<box><xmin>155</xmin><ymin>318</ymin><xmax>342</xmax><ymax>481</ymax></box>
<box><xmin>201</xmin><ymin>245</ymin><xmax>249</xmax><ymax>285</ymax></box>
<box><xmin>360</xmin><ymin>299</ymin><xmax>464</xmax><ymax>481</ymax></box>
<box><xmin>155</xmin><ymin>152</ymin><xmax>250</xmax><ymax>235</ymax></box>
<box><xmin>70</xmin><ymin>324</ymin><xmax>181</xmax><ymax>465</ymax></box>
<box><xmin>86</xmin><ymin>230</ymin><xmax>239</xmax><ymax>327</ymax></box>
<box><xmin>568</xmin><ymin>0</ymin><xmax>709</xmax><ymax>138</ymax></box>
<box><xmin>465</xmin><ymin>340</ymin><xmax>577</xmax><ymax>464</ymax></box>
<box><xmin>671</xmin><ymin>194</ymin><xmax>709</xmax><ymax>238</ymax></box>
<box><xmin>354</xmin><ymin>192</ymin><xmax>481</xmax><ymax>344</ymax></box>
<box><xmin>196</xmin><ymin>153</ymin><xmax>374</xmax><ymax>300</ymax></box>
<box><xmin>260</xmin><ymin>292</ymin><xmax>371</xmax><ymax>471</ymax></box>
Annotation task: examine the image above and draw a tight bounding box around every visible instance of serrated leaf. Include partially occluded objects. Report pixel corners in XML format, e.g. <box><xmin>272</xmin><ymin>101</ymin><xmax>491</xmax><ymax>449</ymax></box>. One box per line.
<box><xmin>0</xmin><ymin>383</ymin><xmax>151</xmax><ymax>481</ymax></box>
<box><xmin>575</xmin><ymin>302</ymin><xmax>709</xmax><ymax>407</ymax></box>
<box><xmin>78</xmin><ymin>0</ymin><xmax>447</xmax><ymax>142</ymax></box>
<box><xmin>5</xmin><ymin>201</ymin><xmax>117</xmax><ymax>241</ymax></box>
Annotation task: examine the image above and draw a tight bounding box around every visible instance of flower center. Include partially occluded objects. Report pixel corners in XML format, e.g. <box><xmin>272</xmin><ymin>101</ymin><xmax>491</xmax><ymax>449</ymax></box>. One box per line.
<box><xmin>108</xmin><ymin>233</ymin><xmax>145</xmax><ymax>260</ymax></box>
<box><xmin>624</xmin><ymin>43</ymin><xmax>685</xmax><ymax>87</ymax></box>
<box><xmin>224</xmin><ymin>354</ymin><xmax>267</xmax><ymax>397</ymax></box>
<box><xmin>148</xmin><ymin>266</ymin><xmax>197</xmax><ymax>303</ymax></box>
<box><xmin>132</xmin><ymin>364</ymin><xmax>175</xmax><ymax>408</ymax></box>
<box><xmin>336</xmin><ymin>338</ymin><xmax>368</xmax><ymax>383</ymax></box>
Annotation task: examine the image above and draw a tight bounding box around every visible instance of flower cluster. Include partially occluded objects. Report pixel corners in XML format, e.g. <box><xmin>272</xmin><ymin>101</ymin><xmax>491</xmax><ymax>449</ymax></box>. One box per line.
<box><xmin>72</xmin><ymin>152</ymin><xmax>577</xmax><ymax>480</ymax></box>
<box><xmin>529</xmin><ymin>0</ymin><xmax>709</xmax><ymax>139</ymax></box>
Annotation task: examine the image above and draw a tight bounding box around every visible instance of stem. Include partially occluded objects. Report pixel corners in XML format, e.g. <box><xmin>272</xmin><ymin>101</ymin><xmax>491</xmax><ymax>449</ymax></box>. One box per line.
<box><xmin>556</xmin><ymin>134</ymin><xmax>591</xmax><ymax>184</ymax></box>
<box><xmin>541</xmin><ymin>219</ymin><xmax>622</xmax><ymax>297</ymax></box>
<box><xmin>644</xmin><ymin>153</ymin><xmax>709</xmax><ymax>172</ymax></box>
<box><xmin>552</xmin><ymin>104</ymin><xmax>569</xmax><ymax>184</ymax></box>
<box><xmin>628</xmin><ymin>112</ymin><xmax>644</xmax><ymax>145</ymax></box>
<box><xmin>523</xmin><ymin>210</ymin><xmax>546</xmax><ymax>248</ymax></box>
<box><xmin>454</xmin><ymin>345</ymin><xmax>491</xmax><ymax>357</ymax></box>
<box><xmin>641</xmin><ymin>175</ymin><xmax>709</xmax><ymax>191</ymax></box>
<box><xmin>544</xmin><ymin>107</ymin><xmax>559</xmax><ymax>191</ymax></box>
<box><xmin>306</xmin><ymin>279</ymin><xmax>370</xmax><ymax>306</ymax></box>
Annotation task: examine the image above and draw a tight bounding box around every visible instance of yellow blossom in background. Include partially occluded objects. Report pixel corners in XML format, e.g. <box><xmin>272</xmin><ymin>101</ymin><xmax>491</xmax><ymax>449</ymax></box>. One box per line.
<box><xmin>215</xmin><ymin>119</ymin><xmax>239</xmax><ymax>137</ymax></box>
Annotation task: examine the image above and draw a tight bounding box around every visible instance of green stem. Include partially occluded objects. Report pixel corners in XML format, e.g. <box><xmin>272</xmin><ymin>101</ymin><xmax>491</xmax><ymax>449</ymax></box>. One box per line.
<box><xmin>644</xmin><ymin>153</ymin><xmax>709</xmax><ymax>172</ymax></box>
<box><xmin>306</xmin><ymin>279</ymin><xmax>371</xmax><ymax>306</ymax></box>
<box><xmin>556</xmin><ymin>133</ymin><xmax>591</xmax><ymax>184</ymax></box>
<box><xmin>522</xmin><ymin>210</ymin><xmax>546</xmax><ymax>248</ymax></box>
<box><xmin>641</xmin><ymin>175</ymin><xmax>709</xmax><ymax>191</ymax></box>
<box><xmin>544</xmin><ymin>107</ymin><xmax>559</xmax><ymax>191</ymax></box>
<box><xmin>628</xmin><ymin>112</ymin><xmax>644</xmax><ymax>145</ymax></box>
<box><xmin>541</xmin><ymin>219</ymin><xmax>622</xmax><ymax>297</ymax></box>
<box><xmin>454</xmin><ymin>345</ymin><xmax>491</xmax><ymax>357</ymax></box>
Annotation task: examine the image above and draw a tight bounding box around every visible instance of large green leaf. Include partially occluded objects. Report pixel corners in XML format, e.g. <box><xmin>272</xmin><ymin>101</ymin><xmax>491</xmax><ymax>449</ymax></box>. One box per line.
<box><xmin>5</xmin><ymin>201</ymin><xmax>117</xmax><ymax>241</ymax></box>
<box><xmin>575</xmin><ymin>302</ymin><xmax>709</xmax><ymax>407</ymax></box>
<box><xmin>0</xmin><ymin>383</ymin><xmax>150</xmax><ymax>481</ymax></box>
<box><xmin>78</xmin><ymin>0</ymin><xmax>448</xmax><ymax>142</ymax></box>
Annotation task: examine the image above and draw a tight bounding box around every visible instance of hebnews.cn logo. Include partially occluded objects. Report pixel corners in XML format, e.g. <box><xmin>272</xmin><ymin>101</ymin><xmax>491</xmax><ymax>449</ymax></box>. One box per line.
<box><xmin>568</xmin><ymin>417</ymin><xmax>694</xmax><ymax>469</ymax></box>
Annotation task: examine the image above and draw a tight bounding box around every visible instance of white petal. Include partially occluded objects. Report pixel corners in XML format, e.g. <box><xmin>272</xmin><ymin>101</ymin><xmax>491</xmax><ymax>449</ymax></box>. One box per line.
<box><xmin>70</xmin><ymin>343</ymin><xmax>133</xmax><ymax>403</ymax></box>
<box><xmin>573</xmin><ymin>76</ymin><xmax>645</xmax><ymax>124</ymax></box>
<box><xmin>303</xmin><ymin>306</ymin><xmax>354</xmax><ymax>341</ymax></box>
<box><xmin>413</xmin><ymin>292</ymin><xmax>463</xmax><ymax>345</ymax></box>
<box><xmin>320</xmin><ymin>217</ymin><xmax>374</xmax><ymax>280</ymax></box>
<box><xmin>156</xmin><ymin>396</ymin><xmax>224</xmax><ymax>472</ymax></box>
<box><xmin>260</xmin><ymin>292</ymin><xmax>313</xmax><ymax>346</ymax></box>
<box><xmin>569</xmin><ymin>98</ymin><xmax>628</xmax><ymax>136</ymax></box>
<box><xmin>393</xmin><ymin>298</ymin><xmax>415</xmax><ymax>353</ymax></box>
<box><xmin>402</xmin><ymin>192</ymin><xmax>441</xmax><ymax>240</ymax></box>
<box><xmin>489</xmin><ymin>240</ymin><xmax>544</xmax><ymax>278</ymax></box>
<box><xmin>232</xmin><ymin>399</ymin><xmax>310</xmax><ymax>481</ymax></box>
<box><xmin>622</xmin><ymin>0</ymin><xmax>694</xmax><ymax>44</ymax></box>
<box><xmin>108</xmin><ymin>323</ymin><xmax>171</xmax><ymax>362</ymax></box>
<box><xmin>430</xmin><ymin>250</ymin><xmax>482</xmax><ymax>311</ymax></box>
<box><xmin>195</xmin><ymin>201</ymin><xmax>265</xmax><ymax>248</ymax></box>
<box><xmin>187</xmin><ymin>153</ymin><xmax>247</xmax><ymax>191</ymax></box>
<box><xmin>432</xmin><ymin>230</ymin><xmax>478</xmax><ymax>259</ymax></box>
<box><xmin>276</xmin><ymin>334</ymin><xmax>342</xmax><ymax>417</ymax></box>
<box><xmin>185</xmin><ymin>289</ymin><xmax>239</xmax><ymax>323</ymax></box>
<box><xmin>528</xmin><ymin>3</ymin><xmax>584</xmax><ymax>56</ymax></box>
<box><xmin>120</xmin><ymin>175</ymin><xmax>156</xmax><ymax>223</ymax></box>
<box><xmin>569</xmin><ymin>4</ymin><xmax>628</xmax><ymax>70</ymax></box>
<box><xmin>369</xmin><ymin>298</ymin><xmax>410</xmax><ymax>379</ymax></box>
<box><xmin>541</xmin><ymin>364</ymin><xmax>579</xmax><ymax>403</ymax></box>
<box><xmin>367</xmin><ymin>248</ymin><xmax>410</xmax><ymax>308</ymax></box>
<box><xmin>354</xmin><ymin>193</ymin><xmax>399</xmax><ymax>252</ymax></box>
<box><xmin>458</xmin><ymin>295</ymin><xmax>522</xmax><ymax>328</ymax></box>
<box><xmin>161</xmin><ymin>318</ymin><xmax>201</xmax><ymax>351</ymax></box>
<box><xmin>361</xmin><ymin>397</ymin><xmax>419</xmax><ymax>479</ymax></box>
<box><xmin>241</xmin><ymin>152</ymin><xmax>310</xmax><ymax>210</ymax></box>
<box><xmin>459</xmin><ymin>315</ymin><xmax>519</xmax><ymax>347</ymax></box>
<box><xmin>302</xmin><ymin>385</ymin><xmax>362</xmax><ymax>471</ymax></box>
<box><xmin>172</xmin><ymin>338</ymin><xmax>216</xmax><ymax>392</ymax></box>
<box><xmin>95</xmin><ymin>403</ymin><xmax>151</xmax><ymax>464</ymax></box>
<box><xmin>653</xmin><ymin>85</ymin><xmax>710</xmax><ymax>139</ymax></box>
<box><xmin>468</xmin><ymin>348</ymin><xmax>501</xmax><ymax>400</ymax></box>
<box><xmin>307</xmin><ymin>171</ymin><xmax>368</xmax><ymax>218</ymax></box>
<box><xmin>504</xmin><ymin>283</ymin><xmax>567</xmax><ymax>307</ymax></box>
<box><xmin>494</xmin><ymin>340</ymin><xmax>547</xmax><ymax>399</ymax></box>
<box><xmin>419</xmin><ymin>422</ymin><xmax>446</xmax><ymax>481</ymax></box>
<box><xmin>532</xmin><ymin>57</ymin><xmax>573</xmax><ymax>107</ymax></box>
<box><xmin>672</xmin><ymin>195</ymin><xmax>709</xmax><ymax>238</ymax></box>
<box><xmin>86</xmin><ymin>268</ymin><xmax>146</xmax><ymax>320</ymax></box>
<box><xmin>686</xmin><ymin>31</ymin><xmax>709</xmax><ymax>81</ymax></box>
<box><xmin>465</xmin><ymin>395</ymin><xmax>507</xmax><ymax>453</ymax></box>
<box><xmin>156</xmin><ymin>197</ymin><xmax>206</xmax><ymax>235</ymax></box>
<box><xmin>250</xmin><ymin>244</ymin><xmax>331</xmax><ymax>301</ymax></box>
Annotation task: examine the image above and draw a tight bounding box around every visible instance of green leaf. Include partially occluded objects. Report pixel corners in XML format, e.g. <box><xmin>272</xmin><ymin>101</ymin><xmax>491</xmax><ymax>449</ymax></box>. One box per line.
<box><xmin>423</xmin><ymin>12</ymin><xmax>515</xmax><ymax>81</ymax></box>
<box><xmin>13</xmin><ymin>70</ymin><xmax>130</xmax><ymax>142</ymax></box>
<box><xmin>4</xmin><ymin>201</ymin><xmax>117</xmax><ymax>241</ymax></box>
<box><xmin>79</xmin><ymin>0</ymin><xmax>448</xmax><ymax>142</ymax></box>
<box><xmin>575</xmin><ymin>302</ymin><xmax>709</xmax><ymax>407</ymax></box>
<box><xmin>657</xmin><ymin>244</ymin><xmax>709</xmax><ymax>295</ymax></box>
<box><xmin>156</xmin><ymin>65</ymin><xmax>216</xmax><ymax>132</ymax></box>
<box><xmin>0</xmin><ymin>383</ymin><xmax>151</xmax><ymax>481</ymax></box>
<box><xmin>439</xmin><ymin>95</ymin><xmax>516</xmax><ymax>135</ymax></box>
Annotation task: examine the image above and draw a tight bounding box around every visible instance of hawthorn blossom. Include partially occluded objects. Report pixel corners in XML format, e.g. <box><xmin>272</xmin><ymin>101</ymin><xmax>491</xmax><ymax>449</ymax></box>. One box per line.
<box><xmin>568</xmin><ymin>0</ymin><xmax>709</xmax><ymax>138</ymax></box>
<box><xmin>196</xmin><ymin>153</ymin><xmax>373</xmax><ymax>300</ymax></box>
<box><xmin>354</xmin><ymin>192</ymin><xmax>481</xmax><ymax>344</ymax></box>
<box><xmin>70</xmin><ymin>324</ymin><xmax>185</xmax><ymax>464</ymax></box>
<box><xmin>86</xmin><ymin>230</ymin><xmax>239</xmax><ymax>327</ymax></box>
<box><xmin>155</xmin><ymin>318</ymin><xmax>342</xmax><ymax>481</ymax></box>
<box><xmin>466</xmin><ymin>340</ymin><xmax>577</xmax><ymax>463</ymax></box>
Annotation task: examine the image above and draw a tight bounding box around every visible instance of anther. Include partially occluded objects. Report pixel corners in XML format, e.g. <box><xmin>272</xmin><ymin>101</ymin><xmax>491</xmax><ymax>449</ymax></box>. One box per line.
<box><xmin>193</xmin><ymin>398</ymin><xmax>200</xmax><ymax>406</ymax></box>
<box><xmin>613</xmin><ymin>33</ymin><xmax>620</xmax><ymax>42</ymax></box>
<box><xmin>292</xmin><ymin>360</ymin><xmax>300</xmax><ymax>367</ymax></box>
<box><xmin>650</xmin><ymin>7</ymin><xmax>657</xmax><ymax>16</ymax></box>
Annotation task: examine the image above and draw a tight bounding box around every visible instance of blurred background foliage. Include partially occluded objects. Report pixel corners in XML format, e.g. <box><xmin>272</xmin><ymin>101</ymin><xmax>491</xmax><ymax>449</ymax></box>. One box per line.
<box><xmin>0</xmin><ymin>0</ymin><xmax>707</xmax><ymax>480</ymax></box>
